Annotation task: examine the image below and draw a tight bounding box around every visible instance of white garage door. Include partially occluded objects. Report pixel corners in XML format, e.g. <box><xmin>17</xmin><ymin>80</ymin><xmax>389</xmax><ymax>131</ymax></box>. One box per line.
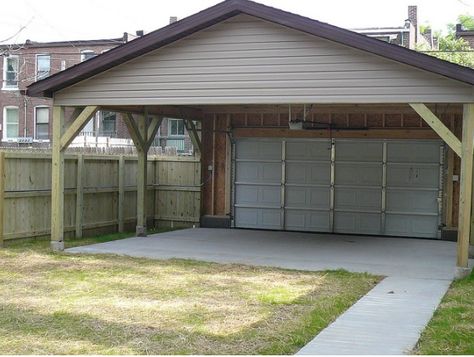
<box><xmin>233</xmin><ymin>138</ymin><xmax>443</xmax><ymax>239</ymax></box>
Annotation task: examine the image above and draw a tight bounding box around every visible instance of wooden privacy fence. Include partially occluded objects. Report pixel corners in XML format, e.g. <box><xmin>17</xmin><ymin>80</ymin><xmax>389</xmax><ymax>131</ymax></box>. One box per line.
<box><xmin>0</xmin><ymin>151</ymin><xmax>201</xmax><ymax>243</ymax></box>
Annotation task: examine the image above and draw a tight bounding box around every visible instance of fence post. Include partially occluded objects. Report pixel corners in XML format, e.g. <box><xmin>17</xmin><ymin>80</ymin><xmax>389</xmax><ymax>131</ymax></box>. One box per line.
<box><xmin>0</xmin><ymin>152</ymin><xmax>5</xmax><ymax>247</ymax></box>
<box><xmin>118</xmin><ymin>155</ymin><xmax>125</xmax><ymax>232</ymax></box>
<box><xmin>75</xmin><ymin>154</ymin><xmax>84</xmax><ymax>238</ymax></box>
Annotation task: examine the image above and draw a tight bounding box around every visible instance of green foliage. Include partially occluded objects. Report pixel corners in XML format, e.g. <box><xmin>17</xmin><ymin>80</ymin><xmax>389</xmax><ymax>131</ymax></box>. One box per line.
<box><xmin>418</xmin><ymin>13</ymin><xmax>474</xmax><ymax>68</ymax></box>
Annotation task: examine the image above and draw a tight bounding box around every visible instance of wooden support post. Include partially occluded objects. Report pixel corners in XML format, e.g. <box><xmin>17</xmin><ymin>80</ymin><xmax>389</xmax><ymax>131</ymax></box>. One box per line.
<box><xmin>51</xmin><ymin>106</ymin><xmax>65</xmax><ymax>251</ymax></box>
<box><xmin>0</xmin><ymin>152</ymin><xmax>5</xmax><ymax>248</ymax></box>
<box><xmin>224</xmin><ymin>115</ymin><xmax>231</xmax><ymax>214</ymax></box>
<box><xmin>75</xmin><ymin>154</ymin><xmax>84</xmax><ymax>238</ymax></box>
<box><xmin>136</xmin><ymin>114</ymin><xmax>148</xmax><ymax>236</ymax></box>
<box><xmin>457</xmin><ymin>103</ymin><xmax>474</xmax><ymax>276</ymax></box>
<box><xmin>445</xmin><ymin>148</ymin><xmax>454</xmax><ymax>229</ymax></box>
<box><xmin>118</xmin><ymin>155</ymin><xmax>125</xmax><ymax>233</ymax></box>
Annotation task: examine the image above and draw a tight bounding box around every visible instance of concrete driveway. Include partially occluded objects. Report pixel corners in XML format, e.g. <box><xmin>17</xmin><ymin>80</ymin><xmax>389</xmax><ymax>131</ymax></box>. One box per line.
<box><xmin>67</xmin><ymin>227</ymin><xmax>458</xmax><ymax>280</ymax></box>
<box><xmin>67</xmin><ymin>228</ymin><xmax>469</xmax><ymax>355</ymax></box>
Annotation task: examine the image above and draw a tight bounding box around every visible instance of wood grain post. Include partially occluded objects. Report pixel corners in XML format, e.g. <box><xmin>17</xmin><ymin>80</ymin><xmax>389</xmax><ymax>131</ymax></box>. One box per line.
<box><xmin>136</xmin><ymin>115</ymin><xmax>148</xmax><ymax>237</ymax></box>
<box><xmin>118</xmin><ymin>155</ymin><xmax>125</xmax><ymax>233</ymax></box>
<box><xmin>457</xmin><ymin>103</ymin><xmax>474</xmax><ymax>275</ymax></box>
<box><xmin>51</xmin><ymin>106</ymin><xmax>65</xmax><ymax>251</ymax></box>
<box><xmin>445</xmin><ymin>148</ymin><xmax>454</xmax><ymax>228</ymax></box>
<box><xmin>75</xmin><ymin>154</ymin><xmax>84</xmax><ymax>238</ymax></box>
<box><xmin>0</xmin><ymin>152</ymin><xmax>5</xmax><ymax>248</ymax></box>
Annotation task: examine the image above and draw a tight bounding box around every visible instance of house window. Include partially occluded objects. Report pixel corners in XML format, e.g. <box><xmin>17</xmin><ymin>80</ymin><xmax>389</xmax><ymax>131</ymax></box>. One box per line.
<box><xmin>100</xmin><ymin>111</ymin><xmax>116</xmax><ymax>136</ymax></box>
<box><xmin>168</xmin><ymin>119</ymin><xmax>184</xmax><ymax>136</ymax></box>
<box><xmin>60</xmin><ymin>60</ymin><xmax>66</xmax><ymax>71</ymax></box>
<box><xmin>36</xmin><ymin>54</ymin><xmax>51</xmax><ymax>80</ymax></box>
<box><xmin>80</xmin><ymin>50</ymin><xmax>96</xmax><ymax>62</ymax></box>
<box><xmin>3</xmin><ymin>55</ymin><xmax>19</xmax><ymax>89</ymax></box>
<box><xmin>35</xmin><ymin>107</ymin><xmax>49</xmax><ymax>140</ymax></box>
<box><xmin>3</xmin><ymin>106</ymin><xmax>19</xmax><ymax>140</ymax></box>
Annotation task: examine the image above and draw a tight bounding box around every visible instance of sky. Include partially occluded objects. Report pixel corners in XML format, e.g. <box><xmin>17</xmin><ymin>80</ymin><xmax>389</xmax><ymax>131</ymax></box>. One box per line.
<box><xmin>1</xmin><ymin>0</ymin><xmax>474</xmax><ymax>44</ymax></box>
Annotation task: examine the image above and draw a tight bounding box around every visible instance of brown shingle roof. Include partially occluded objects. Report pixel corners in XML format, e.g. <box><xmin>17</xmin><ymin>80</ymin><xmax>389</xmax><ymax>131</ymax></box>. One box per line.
<box><xmin>27</xmin><ymin>0</ymin><xmax>474</xmax><ymax>98</ymax></box>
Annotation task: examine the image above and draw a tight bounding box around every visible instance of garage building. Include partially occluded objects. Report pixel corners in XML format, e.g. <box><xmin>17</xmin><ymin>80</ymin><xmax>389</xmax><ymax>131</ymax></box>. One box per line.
<box><xmin>27</xmin><ymin>0</ymin><xmax>474</xmax><ymax>273</ymax></box>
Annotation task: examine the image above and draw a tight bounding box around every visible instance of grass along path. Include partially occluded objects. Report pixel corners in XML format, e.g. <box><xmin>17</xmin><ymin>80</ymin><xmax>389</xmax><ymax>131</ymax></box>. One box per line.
<box><xmin>0</xmin><ymin>233</ymin><xmax>379</xmax><ymax>354</ymax></box>
<box><xmin>416</xmin><ymin>270</ymin><xmax>474</xmax><ymax>355</ymax></box>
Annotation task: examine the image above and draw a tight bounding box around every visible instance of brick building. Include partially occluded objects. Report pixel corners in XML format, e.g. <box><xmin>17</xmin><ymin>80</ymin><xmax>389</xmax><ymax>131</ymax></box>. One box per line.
<box><xmin>1</xmin><ymin>35</ymin><xmax>193</xmax><ymax>153</ymax></box>
<box><xmin>353</xmin><ymin>6</ymin><xmax>437</xmax><ymax>50</ymax></box>
<box><xmin>456</xmin><ymin>24</ymin><xmax>474</xmax><ymax>48</ymax></box>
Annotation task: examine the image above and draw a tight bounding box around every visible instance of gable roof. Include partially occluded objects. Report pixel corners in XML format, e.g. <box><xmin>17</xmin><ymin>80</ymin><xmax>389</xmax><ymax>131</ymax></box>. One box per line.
<box><xmin>27</xmin><ymin>0</ymin><xmax>474</xmax><ymax>98</ymax></box>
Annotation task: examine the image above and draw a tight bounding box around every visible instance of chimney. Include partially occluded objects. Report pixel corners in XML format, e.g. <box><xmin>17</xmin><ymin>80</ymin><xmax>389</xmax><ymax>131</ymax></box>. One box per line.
<box><xmin>407</xmin><ymin>5</ymin><xmax>418</xmax><ymax>46</ymax></box>
<box><xmin>456</xmin><ymin>23</ymin><xmax>464</xmax><ymax>33</ymax></box>
<box><xmin>169</xmin><ymin>16</ymin><xmax>178</xmax><ymax>24</ymax></box>
<box><xmin>408</xmin><ymin>6</ymin><xmax>417</xmax><ymax>28</ymax></box>
<box><xmin>136</xmin><ymin>30</ymin><xmax>144</xmax><ymax>37</ymax></box>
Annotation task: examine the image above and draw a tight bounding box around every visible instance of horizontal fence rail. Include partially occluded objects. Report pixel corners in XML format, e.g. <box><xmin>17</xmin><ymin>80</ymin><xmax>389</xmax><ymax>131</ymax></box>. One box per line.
<box><xmin>0</xmin><ymin>151</ymin><xmax>201</xmax><ymax>243</ymax></box>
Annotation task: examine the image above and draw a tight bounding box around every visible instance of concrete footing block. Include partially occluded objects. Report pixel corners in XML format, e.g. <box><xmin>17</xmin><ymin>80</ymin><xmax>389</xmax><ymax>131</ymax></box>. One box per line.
<box><xmin>51</xmin><ymin>241</ymin><xmax>65</xmax><ymax>251</ymax></box>
<box><xmin>136</xmin><ymin>225</ymin><xmax>147</xmax><ymax>237</ymax></box>
<box><xmin>455</xmin><ymin>266</ymin><xmax>472</xmax><ymax>280</ymax></box>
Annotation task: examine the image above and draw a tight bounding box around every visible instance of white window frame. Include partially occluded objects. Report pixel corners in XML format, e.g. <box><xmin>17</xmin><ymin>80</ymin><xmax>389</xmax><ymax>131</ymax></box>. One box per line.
<box><xmin>3</xmin><ymin>106</ymin><xmax>19</xmax><ymax>140</ymax></box>
<box><xmin>2</xmin><ymin>55</ymin><xmax>19</xmax><ymax>90</ymax></box>
<box><xmin>168</xmin><ymin>118</ymin><xmax>185</xmax><ymax>137</ymax></box>
<box><xmin>34</xmin><ymin>105</ymin><xmax>50</xmax><ymax>141</ymax></box>
<box><xmin>80</xmin><ymin>50</ymin><xmax>96</xmax><ymax>62</ymax></box>
<box><xmin>35</xmin><ymin>54</ymin><xmax>51</xmax><ymax>81</ymax></box>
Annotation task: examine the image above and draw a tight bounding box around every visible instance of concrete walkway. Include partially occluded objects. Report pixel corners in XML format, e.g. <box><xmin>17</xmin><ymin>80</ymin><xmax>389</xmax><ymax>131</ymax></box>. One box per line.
<box><xmin>67</xmin><ymin>228</ymin><xmax>471</xmax><ymax>354</ymax></box>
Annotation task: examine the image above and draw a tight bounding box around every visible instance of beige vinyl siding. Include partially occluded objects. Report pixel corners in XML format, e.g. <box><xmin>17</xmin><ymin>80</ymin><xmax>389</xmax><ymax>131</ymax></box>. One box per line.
<box><xmin>54</xmin><ymin>15</ymin><xmax>474</xmax><ymax>105</ymax></box>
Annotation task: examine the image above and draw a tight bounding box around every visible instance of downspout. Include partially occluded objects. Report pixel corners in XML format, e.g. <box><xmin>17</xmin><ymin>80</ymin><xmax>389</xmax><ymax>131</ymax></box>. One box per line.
<box><xmin>23</xmin><ymin>95</ymin><xmax>28</xmax><ymax>137</ymax></box>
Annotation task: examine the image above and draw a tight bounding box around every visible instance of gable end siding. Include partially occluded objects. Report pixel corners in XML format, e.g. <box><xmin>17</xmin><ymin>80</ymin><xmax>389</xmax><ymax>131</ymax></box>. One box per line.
<box><xmin>54</xmin><ymin>15</ymin><xmax>474</xmax><ymax>105</ymax></box>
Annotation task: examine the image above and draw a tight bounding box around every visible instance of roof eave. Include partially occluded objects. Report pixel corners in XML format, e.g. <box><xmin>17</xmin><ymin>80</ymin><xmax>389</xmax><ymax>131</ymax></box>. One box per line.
<box><xmin>27</xmin><ymin>0</ymin><xmax>474</xmax><ymax>99</ymax></box>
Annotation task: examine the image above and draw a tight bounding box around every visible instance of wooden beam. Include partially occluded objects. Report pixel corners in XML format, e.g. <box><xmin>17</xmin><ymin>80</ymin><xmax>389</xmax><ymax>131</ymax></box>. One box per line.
<box><xmin>118</xmin><ymin>155</ymin><xmax>125</xmax><ymax>233</ymax></box>
<box><xmin>124</xmin><ymin>113</ymin><xmax>146</xmax><ymax>150</ymax></box>
<box><xmin>445</xmin><ymin>148</ymin><xmax>455</xmax><ymax>228</ymax></box>
<box><xmin>51</xmin><ymin>106</ymin><xmax>65</xmax><ymax>251</ymax></box>
<box><xmin>75</xmin><ymin>154</ymin><xmax>84</xmax><ymax>238</ymax></box>
<box><xmin>410</xmin><ymin>103</ymin><xmax>461</xmax><ymax>157</ymax></box>
<box><xmin>60</xmin><ymin>106</ymin><xmax>99</xmax><ymax>151</ymax></box>
<box><xmin>457</xmin><ymin>103</ymin><xmax>474</xmax><ymax>271</ymax></box>
<box><xmin>184</xmin><ymin>119</ymin><xmax>202</xmax><ymax>154</ymax></box>
<box><xmin>145</xmin><ymin>116</ymin><xmax>163</xmax><ymax>150</ymax></box>
<box><xmin>232</xmin><ymin>128</ymin><xmax>440</xmax><ymax>139</ymax></box>
<box><xmin>136</xmin><ymin>114</ymin><xmax>148</xmax><ymax>237</ymax></box>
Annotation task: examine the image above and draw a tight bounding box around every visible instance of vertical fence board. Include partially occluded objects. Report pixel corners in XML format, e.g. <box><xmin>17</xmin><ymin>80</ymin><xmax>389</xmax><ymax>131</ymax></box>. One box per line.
<box><xmin>0</xmin><ymin>152</ymin><xmax>201</xmax><ymax>241</ymax></box>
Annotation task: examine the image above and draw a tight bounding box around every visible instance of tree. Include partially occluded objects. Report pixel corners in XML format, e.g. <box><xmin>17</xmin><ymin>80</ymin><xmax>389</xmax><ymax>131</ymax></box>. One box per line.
<box><xmin>418</xmin><ymin>14</ymin><xmax>474</xmax><ymax>68</ymax></box>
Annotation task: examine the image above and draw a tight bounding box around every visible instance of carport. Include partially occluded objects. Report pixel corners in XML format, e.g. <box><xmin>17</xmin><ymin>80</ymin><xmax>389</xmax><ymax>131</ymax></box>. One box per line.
<box><xmin>27</xmin><ymin>0</ymin><xmax>474</xmax><ymax>275</ymax></box>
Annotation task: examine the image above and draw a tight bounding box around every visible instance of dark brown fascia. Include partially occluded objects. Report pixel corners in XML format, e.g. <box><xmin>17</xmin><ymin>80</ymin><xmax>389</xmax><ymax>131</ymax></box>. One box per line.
<box><xmin>27</xmin><ymin>0</ymin><xmax>474</xmax><ymax>98</ymax></box>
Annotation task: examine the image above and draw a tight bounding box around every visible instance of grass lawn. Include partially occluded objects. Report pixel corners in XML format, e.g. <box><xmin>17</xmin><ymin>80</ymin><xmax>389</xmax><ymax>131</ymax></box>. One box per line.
<box><xmin>416</xmin><ymin>270</ymin><xmax>474</xmax><ymax>355</ymax></box>
<box><xmin>0</xmin><ymin>232</ymin><xmax>379</xmax><ymax>355</ymax></box>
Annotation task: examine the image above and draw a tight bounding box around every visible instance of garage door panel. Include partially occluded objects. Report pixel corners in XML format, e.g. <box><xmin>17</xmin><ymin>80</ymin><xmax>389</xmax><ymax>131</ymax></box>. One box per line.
<box><xmin>335</xmin><ymin>163</ymin><xmax>382</xmax><ymax>186</ymax></box>
<box><xmin>285</xmin><ymin>209</ymin><xmax>331</xmax><ymax>232</ymax></box>
<box><xmin>387</xmin><ymin>142</ymin><xmax>440</xmax><ymax>163</ymax></box>
<box><xmin>386</xmin><ymin>189</ymin><xmax>438</xmax><ymax>214</ymax></box>
<box><xmin>336</xmin><ymin>141</ymin><xmax>383</xmax><ymax>161</ymax></box>
<box><xmin>335</xmin><ymin>187</ymin><xmax>381</xmax><ymax>211</ymax></box>
<box><xmin>334</xmin><ymin>212</ymin><xmax>382</xmax><ymax>235</ymax></box>
<box><xmin>234</xmin><ymin>207</ymin><xmax>281</xmax><ymax>229</ymax></box>
<box><xmin>286</xmin><ymin>186</ymin><xmax>330</xmax><ymax>209</ymax></box>
<box><xmin>286</xmin><ymin>162</ymin><xmax>331</xmax><ymax>185</ymax></box>
<box><xmin>235</xmin><ymin>185</ymin><xmax>281</xmax><ymax>207</ymax></box>
<box><xmin>234</xmin><ymin>138</ymin><xmax>442</xmax><ymax>239</ymax></box>
<box><xmin>386</xmin><ymin>165</ymin><xmax>439</xmax><ymax>188</ymax></box>
<box><xmin>236</xmin><ymin>140</ymin><xmax>281</xmax><ymax>160</ymax></box>
<box><xmin>286</xmin><ymin>140</ymin><xmax>331</xmax><ymax>161</ymax></box>
<box><xmin>385</xmin><ymin>214</ymin><xmax>438</xmax><ymax>238</ymax></box>
<box><xmin>236</xmin><ymin>162</ymin><xmax>281</xmax><ymax>183</ymax></box>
